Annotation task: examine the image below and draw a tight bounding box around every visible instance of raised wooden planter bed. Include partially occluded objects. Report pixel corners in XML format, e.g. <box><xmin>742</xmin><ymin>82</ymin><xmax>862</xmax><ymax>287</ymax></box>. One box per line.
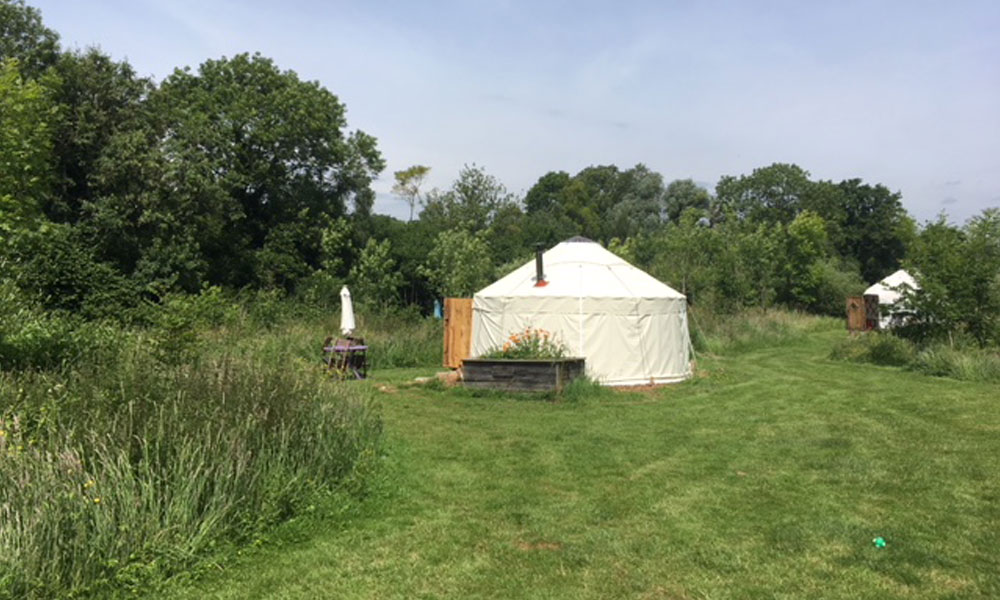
<box><xmin>462</xmin><ymin>358</ymin><xmax>585</xmax><ymax>392</ymax></box>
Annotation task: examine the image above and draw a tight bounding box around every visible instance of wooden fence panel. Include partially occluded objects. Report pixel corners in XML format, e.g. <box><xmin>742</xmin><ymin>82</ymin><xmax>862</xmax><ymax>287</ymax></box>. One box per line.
<box><xmin>847</xmin><ymin>294</ymin><xmax>882</xmax><ymax>331</ymax></box>
<box><xmin>846</xmin><ymin>296</ymin><xmax>865</xmax><ymax>331</ymax></box>
<box><xmin>443</xmin><ymin>298</ymin><xmax>473</xmax><ymax>368</ymax></box>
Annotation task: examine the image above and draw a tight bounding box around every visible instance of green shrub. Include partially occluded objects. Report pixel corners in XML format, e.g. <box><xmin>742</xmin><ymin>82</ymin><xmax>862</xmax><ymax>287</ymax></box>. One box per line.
<box><xmin>912</xmin><ymin>345</ymin><xmax>1000</xmax><ymax>382</ymax></box>
<box><xmin>0</xmin><ymin>279</ymin><xmax>123</xmax><ymax>371</ymax></box>
<box><xmin>830</xmin><ymin>332</ymin><xmax>916</xmax><ymax>366</ymax></box>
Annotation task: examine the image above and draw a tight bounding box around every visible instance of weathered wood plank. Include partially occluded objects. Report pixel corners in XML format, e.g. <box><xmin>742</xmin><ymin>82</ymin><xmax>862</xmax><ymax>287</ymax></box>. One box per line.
<box><xmin>463</xmin><ymin>358</ymin><xmax>585</xmax><ymax>393</ymax></box>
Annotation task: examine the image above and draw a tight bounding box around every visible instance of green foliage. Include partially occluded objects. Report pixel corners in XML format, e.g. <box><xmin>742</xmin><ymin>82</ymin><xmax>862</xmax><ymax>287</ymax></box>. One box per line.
<box><xmin>0</xmin><ymin>0</ymin><xmax>59</xmax><ymax>78</ymax></box>
<box><xmin>145</xmin><ymin>287</ymin><xmax>239</xmax><ymax>366</ymax></box>
<box><xmin>523</xmin><ymin>164</ymin><xmax>667</xmax><ymax>244</ymax></box>
<box><xmin>85</xmin><ymin>52</ymin><xmax>383</xmax><ymax>292</ymax></box>
<box><xmin>911</xmin><ymin>345</ymin><xmax>1000</xmax><ymax>382</ymax></box>
<box><xmin>0</xmin><ymin>274</ymin><xmax>122</xmax><ymax>370</ymax></box>
<box><xmin>392</xmin><ymin>164</ymin><xmax>430</xmax><ymax>222</ymax></box>
<box><xmin>46</xmin><ymin>48</ymin><xmax>152</xmax><ymax>223</ymax></box>
<box><xmin>357</xmin><ymin>306</ymin><xmax>442</xmax><ymax>369</ymax></box>
<box><xmin>690</xmin><ymin>307</ymin><xmax>836</xmax><ymax>355</ymax></box>
<box><xmin>481</xmin><ymin>327</ymin><xmax>570</xmax><ymax>359</ymax></box>
<box><xmin>349</xmin><ymin>238</ymin><xmax>403</xmax><ymax>308</ymax></box>
<box><xmin>831</xmin><ymin>331</ymin><xmax>1000</xmax><ymax>383</ymax></box>
<box><xmin>421</xmin><ymin>228</ymin><xmax>493</xmax><ymax>298</ymax></box>
<box><xmin>11</xmin><ymin>223</ymin><xmax>141</xmax><ymax>320</ymax></box>
<box><xmin>663</xmin><ymin>178</ymin><xmax>711</xmax><ymax>223</ymax></box>
<box><xmin>0</xmin><ymin>348</ymin><xmax>382</xmax><ymax>599</ymax></box>
<box><xmin>903</xmin><ymin>210</ymin><xmax>1000</xmax><ymax>347</ymax></box>
<box><xmin>715</xmin><ymin>163</ymin><xmax>813</xmax><ymax>224</ymax></box>
<box><xmin>420</xmin><ymin>163</ymin><xmax>517</xmax><ymax>234</ymax></box>
<box><xmin>836</xmin><ymin>179</ymin><xmax>912</xmax><ymax>283</ymax></box>
<box><xmin>830</xmin><ymin>331</ymin><xmax>917</xmax><ymax>366</ymax></box>
<box><xmin>806</xmin><ymin>257</ymin><xmax>866</xmax><ymax>316</ymax></box>
<box><xmin>0</xmin><ymin>58</ymin><xmax>55</xmax><ymax>240</ymax></box>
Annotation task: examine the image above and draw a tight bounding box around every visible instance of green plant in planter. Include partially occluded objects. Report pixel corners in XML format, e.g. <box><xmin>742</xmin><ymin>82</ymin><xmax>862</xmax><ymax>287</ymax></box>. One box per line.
<box><xmin>481</xmin><ymin>327</ymin><xmax>569</xmax><ymax>359</ymax></box>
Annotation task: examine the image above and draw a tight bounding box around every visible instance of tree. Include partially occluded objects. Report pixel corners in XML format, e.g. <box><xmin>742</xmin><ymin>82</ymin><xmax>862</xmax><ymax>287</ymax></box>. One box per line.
<box><xmin>663</xmin><ymin>178</ymin><xmax>711</xmax><ymax>223</ymax></box>
<box><xmin>0</xmin><ymin>58</ymin><xmax>55</xmax><ymax>242</ymax></box>
<box><xmin>0</xmin><ymin>0</ymin><xmax>59</xmax><ymax>79</ymax></box>
<box><xmin>349</xmin><ymin>238</ymin><xmax>403</xmax><ymax>307</ymax></box>
<box><xmin>524</xmin><ymin>171</ymin><xmax>570</xmax><ymax>215</ymax></box>
<box><xmin>780</xmin><ymin>211</ymin><xmax>830</xmax><ymax>308</ymax></box>
<box><xmin>419</xmin><ymin>163</ymin><xmax>517</xmax><ymax>234</ymax></box>
<box><xmin>392</xmin><ymin>164</ymin><xmax>430</xmax><ymax>222</ymax></box>
<box><xmin>715</xmin><ymin>163</ymin><xmax>813</xmax><ymax>224</ymax></box>
<box><xmin>648</xmin><ymin>209</ymin><xmax>722</xmax><ymax>304</ymax></box>
<box><xmin>523</xmin><ymin>163</ymin><xmax>670</xmax><ymax>244</ymax></box>
<box><xmin>420</xmin><ymin>229</ymin><xmax>493</xmax><ymax>298</ymax></box>
<box><xmin>45</xmin><ymin>48</ymin><xmax>152</xmax><ymax>222</ymax></box>
<box><xmin>89</xmin><ymin>52</ymin><xmax>384</xmax><ymax>291</ymax></box>
<box><xmin>523</xmin><ymin>171</ymin><xmax>577</xmax><ymax>247</ymax></box>
<box><xmin>604</xmin><ymin>164</ymin><xmax>666</xmax><ymax>241</ymax></box>
<box><xmin>732</xmin><ymin>221</ymin><xmax>783</xmax><ymax>310</ymax></box>
<box><xmin>836</xmin><ymin>178</ymin><xmax>912</xmax><ymax>282</ymax></box>
<box><xmin>905</xmin><ymin>210</ymin><xmax>1000</xmax><ymax>346</ymax></box>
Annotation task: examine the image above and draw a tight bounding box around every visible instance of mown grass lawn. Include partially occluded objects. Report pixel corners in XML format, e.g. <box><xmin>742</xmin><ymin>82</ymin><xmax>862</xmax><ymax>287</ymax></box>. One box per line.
<box><xmin>160</xmin><ymin>326</ymin><xmax>1000</xmax><ymax>599</ymax></box>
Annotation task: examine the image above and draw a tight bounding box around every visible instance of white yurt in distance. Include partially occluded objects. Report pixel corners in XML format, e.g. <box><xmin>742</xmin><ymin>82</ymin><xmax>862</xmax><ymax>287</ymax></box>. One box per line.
<box><xmin>864</xmin><ymin>269</ymin><xmax>919</xmax><ymax>328</ymax></box>
<box><xmin>470</xmin><ymin>237</ymin><xmax>692</xmax><ymax>386</ymax></box>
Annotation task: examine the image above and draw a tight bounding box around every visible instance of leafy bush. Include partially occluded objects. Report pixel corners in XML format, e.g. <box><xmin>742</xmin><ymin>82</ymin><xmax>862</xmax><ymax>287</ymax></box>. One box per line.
<box><xmin>830</xmin><ymin>332</ymin><xmax>916</xmax><ymax>366</ymax></box>
<box><xmin>0</xmin><ymin>278</ymin><xmax>123</xmax><ymax>370</ymax></box>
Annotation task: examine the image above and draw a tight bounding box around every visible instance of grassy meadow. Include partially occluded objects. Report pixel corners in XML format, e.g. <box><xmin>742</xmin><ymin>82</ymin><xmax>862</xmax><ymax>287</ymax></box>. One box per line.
<box><xmin>155</xmin><ymin>315</ymin><xmax>1000</xmax><ymax>599</ymax></box>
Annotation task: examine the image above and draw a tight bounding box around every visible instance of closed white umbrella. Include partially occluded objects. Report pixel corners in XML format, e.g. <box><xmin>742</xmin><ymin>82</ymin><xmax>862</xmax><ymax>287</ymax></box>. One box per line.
<box><xmin>340</xmin><ymin>286</ymin><xmax>355</xmax><ymax>336</ymax></box>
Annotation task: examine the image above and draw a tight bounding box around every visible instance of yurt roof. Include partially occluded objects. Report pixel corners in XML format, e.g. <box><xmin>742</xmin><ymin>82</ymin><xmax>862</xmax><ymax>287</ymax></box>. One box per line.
<box><xmin>864</xmin><ymin>269</ymin><xmax>919</xmax><ymax>305</ymax></box>
<box><xmin>475</xmin><ymin>238</ymin><xmax>685</xmax><ymax>300</ymax></box>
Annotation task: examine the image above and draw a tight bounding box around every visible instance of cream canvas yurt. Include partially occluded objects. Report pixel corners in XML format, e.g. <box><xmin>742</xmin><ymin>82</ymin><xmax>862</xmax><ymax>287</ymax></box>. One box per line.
<box><xmin>470</xmin><ymin>237</ymin><xmax>692</xmax><ymax>386</ymax></box>
<box><xmin>864</xmin><ymin>269</ymin><xmax>919</xmax><ymax>328</ymax></box>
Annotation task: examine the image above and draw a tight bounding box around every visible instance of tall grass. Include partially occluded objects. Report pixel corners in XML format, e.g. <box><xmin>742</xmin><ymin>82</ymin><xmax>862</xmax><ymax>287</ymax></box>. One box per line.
<box><xmin>831</xmin><ymin>332</ymin><xmax>1000</xmax><ymax>383</ymax></box>
<box><xmin>0</xmin><ymin>341</ymin><xmax>381</xmax><ymax>599</ymax></box>
<box><xmin>690</xmin><ymin>306</ymin><xmax>838</xmax><ymax>355</ymax></box>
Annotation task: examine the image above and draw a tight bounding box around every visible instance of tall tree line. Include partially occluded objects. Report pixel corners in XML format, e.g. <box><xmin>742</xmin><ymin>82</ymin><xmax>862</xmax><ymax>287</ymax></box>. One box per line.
<box><xmin>5</xmin><ymin>0</ymin><xmax>995</xmax><ymax>335</ymax></box>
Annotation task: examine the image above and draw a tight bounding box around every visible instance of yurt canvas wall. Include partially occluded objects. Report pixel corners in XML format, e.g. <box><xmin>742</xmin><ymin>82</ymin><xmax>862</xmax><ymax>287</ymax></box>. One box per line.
<box><xmin>470</xmin><ymin>238</ymin><xmax>692</xmax><ymax>386</ymax></box>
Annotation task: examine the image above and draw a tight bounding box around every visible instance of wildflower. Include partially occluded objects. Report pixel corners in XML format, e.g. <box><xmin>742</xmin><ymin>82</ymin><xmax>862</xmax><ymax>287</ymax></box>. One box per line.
<box><xmin>84</xmin><ymin>480</ymin><xmax>96</xmax><ymax>489</ymax></box>
<box><xmin>93</xmin><ymin>497</ymin><xmax>101</xmax><ymax>504</ymax></box>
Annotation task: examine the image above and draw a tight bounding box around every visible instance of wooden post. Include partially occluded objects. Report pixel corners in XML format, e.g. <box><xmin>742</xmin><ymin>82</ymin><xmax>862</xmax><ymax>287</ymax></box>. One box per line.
<box><xmin>443</xmin><ymin>298</ymin><xmax>473</xmax><ymax>368</ymax></box>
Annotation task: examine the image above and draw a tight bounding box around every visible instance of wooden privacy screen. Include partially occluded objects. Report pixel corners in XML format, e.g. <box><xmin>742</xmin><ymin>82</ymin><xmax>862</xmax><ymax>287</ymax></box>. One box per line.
<box><xmin>846</xmin><ymin>294</ymin><xmax>881</xmax><ymax>331</ymax></box>
<box><xmin>443</xmin><ymin>298</ymin><xmax>473</xmax><ymax>368</ymax></box>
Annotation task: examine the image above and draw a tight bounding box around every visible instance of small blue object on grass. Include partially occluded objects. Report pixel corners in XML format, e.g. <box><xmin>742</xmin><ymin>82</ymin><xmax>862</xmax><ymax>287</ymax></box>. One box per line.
<box><xmin>872</xmin><ymin>536</ymin><xmax>887</xmax><ymax>548</ymax></box>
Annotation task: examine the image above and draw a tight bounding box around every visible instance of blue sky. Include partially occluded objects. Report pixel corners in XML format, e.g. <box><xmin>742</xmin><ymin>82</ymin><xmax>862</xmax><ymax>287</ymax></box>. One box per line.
<box><xmin>31</xmin><ymin>0</ymin><xmax>1000</xmax><ymax>223</ymax></box>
